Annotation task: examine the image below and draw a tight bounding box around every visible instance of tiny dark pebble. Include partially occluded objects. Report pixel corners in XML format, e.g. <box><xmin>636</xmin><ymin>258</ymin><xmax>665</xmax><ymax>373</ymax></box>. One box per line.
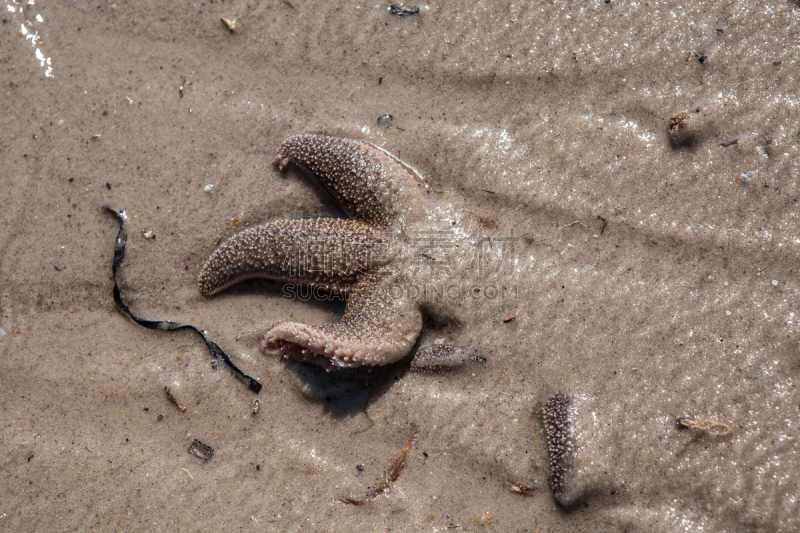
<box><xmin>143</xmin><ymin>407</ymin><xmax>149</xmax><ymax>411</ymax></box>
<box><xmin>188</xmin><ymin>439</ymin><xmax>214</xmax><ymax>461</ymax></box>
<box><xmin>389</xmin><ymin>3</ymin><xmax>419</xmax><ymax>16</ymax></box>
<box><xmin>356</xmin><ymin>464</ymin><xmax>364</xmax><ymax>471</ymax></box>
<box><xmin>106</xmin><ymin>182</ymin><xmax>111</xmax><ymax>190</ymax></box>
<box><xmin>54</xmin><ymin>265</ymin><xmax>62</xmax><ymax>272</ymax></box>
<box><xmin>697</xmin><ymin>53</ymin><xmax>707</xmax><ymax>63</ymax></box>
<box><xmin>715</xmin><ymin>29</ymin><xmax>724</xmax><ymax>36</ymax></box>
<box><xmin>256</xmin><ymin>464</ymin><xmax>261</xmax><ymax>471</ymax></box>
<box><xmin>27</xmin><ymin>454</ymin><xmax>34</xmax><ymax>463</ymax></box>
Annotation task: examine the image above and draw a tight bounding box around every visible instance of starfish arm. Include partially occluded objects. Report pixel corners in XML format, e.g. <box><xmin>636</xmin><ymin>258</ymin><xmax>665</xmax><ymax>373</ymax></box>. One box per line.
<box><xmin>272</xmin><ymin>133</ymin><xmax>428</xmax><ymax>227</ymax></box>
<box><xmin>262</xmin><ymin>273</ymin><xmax>422</xmax><ymax>370</ymax></box>
<box><xmin>198</xmin><ymin>218</ymin><xmax>387</xmax><ymax>296</ymax></box>
<box><xmin>409</xmin><ymin>343</ymin><xmax>466</xmax><ymax>373</ymax></box>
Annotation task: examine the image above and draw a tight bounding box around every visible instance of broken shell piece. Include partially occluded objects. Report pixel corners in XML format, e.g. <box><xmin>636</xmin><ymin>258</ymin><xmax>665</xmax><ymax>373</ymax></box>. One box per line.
<box><xmin>507</xmin><ymin>483</ymin><xmax>537</xmax><ymax>497</ymax></box>
<box><xmin>187</xmin><ymin>439</ymin><xmax>214</xmax><ymax>461</ymax></box>
<box><xmin>165</xmin><ymin>386</ymin><xmax>186</xmax><ymax>412</ymax></box>
<box><xmin>677</xmin><ymin>415</ymin><xmax>731</xmax><ymax>436</ymax></box>
<box><xmin>221</xmin><ymin>17</ymin><xmax>238</xmax><ymax>31</ymax></box>
<box><xmin>389</xmin><ymin>3</ymin><xmax>419</xmax><ymax>16</ymax></box>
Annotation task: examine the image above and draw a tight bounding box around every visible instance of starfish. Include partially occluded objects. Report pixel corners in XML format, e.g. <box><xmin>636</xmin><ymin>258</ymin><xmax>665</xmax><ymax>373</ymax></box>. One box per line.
<box><xmin>198</xmin><ymin>133</ymin><xmax>460</xmax><ymax>371</ymax></box>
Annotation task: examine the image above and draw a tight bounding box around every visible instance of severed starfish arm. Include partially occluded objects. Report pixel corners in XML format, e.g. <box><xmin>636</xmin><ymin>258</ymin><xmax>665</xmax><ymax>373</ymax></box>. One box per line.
<box><xmin>198</xmin><ymin>218</ymin><xmax>388</xmax><ymax>296</ymax></box>
<box><xmin>262</xmin><ymin>273</ymin><xmax>422</xmax><ymax>370</ymax></box>
<box><xmin>273</xmin><ymin>133</ymin><xmax>428</xmax><ymax>227</ymax></box>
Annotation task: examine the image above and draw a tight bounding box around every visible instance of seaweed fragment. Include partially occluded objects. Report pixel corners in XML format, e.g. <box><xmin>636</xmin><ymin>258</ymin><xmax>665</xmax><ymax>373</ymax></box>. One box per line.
<box><xmin>103</xmin><ymin>206</ymin><xmax>262</xmax><ymax>394</ymax></box>
<box><xmin>338</xmin><ymin>496</ymin><xmax>364</xmax><ymax>506</ymax></box>
<box><xmin>597</xmin><ymin>215</ymin><xmax>608</xmax><ymax>234</ymax></box>
<box><xmin>339</xmin><ymin>425</ymin><xmax>419</xmax><ymax>504</ymax></box>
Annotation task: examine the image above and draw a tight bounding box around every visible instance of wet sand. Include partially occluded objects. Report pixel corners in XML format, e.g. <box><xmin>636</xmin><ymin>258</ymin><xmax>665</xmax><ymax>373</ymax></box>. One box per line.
<box><xmin>2</xmin><ymin>1</ymin><xmax>799</xmax><ymax>531</ymax></box>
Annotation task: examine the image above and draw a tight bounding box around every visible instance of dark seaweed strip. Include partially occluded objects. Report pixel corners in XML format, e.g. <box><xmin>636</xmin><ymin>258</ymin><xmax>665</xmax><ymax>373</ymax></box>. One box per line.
<box><xmin>104</xmin><ymin>206</ymin><xmax>262</xmax><ymax>394</ymax></box>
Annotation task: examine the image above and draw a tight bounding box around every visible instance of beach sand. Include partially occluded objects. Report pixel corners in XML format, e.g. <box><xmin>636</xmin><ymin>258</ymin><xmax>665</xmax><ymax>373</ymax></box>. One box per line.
<box><xmin>2</xmin><ymin>1</ymin><xmax>799</xmax><ymax>531</ymax></box>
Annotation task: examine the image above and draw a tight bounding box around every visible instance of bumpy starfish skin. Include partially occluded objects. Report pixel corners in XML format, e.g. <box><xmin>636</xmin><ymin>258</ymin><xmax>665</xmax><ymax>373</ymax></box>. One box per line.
<box><xmin>198</xmin><ymin>133</ymin><xmax>441</xmax><ymax>370</ymax></box>
<box><xmin>198</xmin><ymin>218</ymin><xmax>388</xmax><ymax>296</ymax></box>
<box><xmin>272</xmin><ymin>133</ymin><xmax>429</xmax><ymax>227</ymax></box>
<box><xmin>262</xmin><ymin>273</ymin><xmax>422</xmax><ymax>369</ymax></box>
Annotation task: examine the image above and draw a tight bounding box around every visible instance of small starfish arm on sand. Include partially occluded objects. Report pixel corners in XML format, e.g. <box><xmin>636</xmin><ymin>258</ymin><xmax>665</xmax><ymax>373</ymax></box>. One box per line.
<box><xmin>199</xmin><ymin>133</ymin><xmax>429</xmax><ymax>370</ymax></box>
